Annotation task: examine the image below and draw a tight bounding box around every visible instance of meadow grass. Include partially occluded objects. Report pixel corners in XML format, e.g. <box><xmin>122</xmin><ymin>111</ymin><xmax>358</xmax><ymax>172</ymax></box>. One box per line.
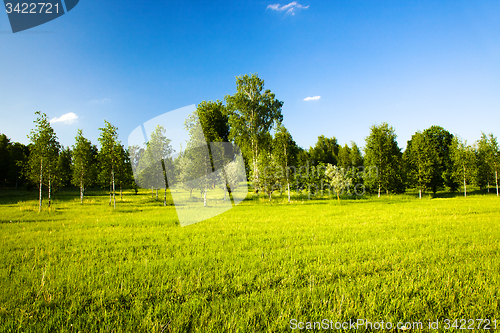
<box><xmin>0</xmin><ymin>188</ymin><xmax>499</xmax><ymax>332</ymax></box>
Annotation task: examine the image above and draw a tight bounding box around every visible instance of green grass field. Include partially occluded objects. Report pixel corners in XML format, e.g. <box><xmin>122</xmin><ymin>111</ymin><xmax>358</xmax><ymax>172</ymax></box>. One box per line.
<box><xmin>0</xmin><ymin>188</ymin><xmax>499</xmax><ymax>332</ymax></box>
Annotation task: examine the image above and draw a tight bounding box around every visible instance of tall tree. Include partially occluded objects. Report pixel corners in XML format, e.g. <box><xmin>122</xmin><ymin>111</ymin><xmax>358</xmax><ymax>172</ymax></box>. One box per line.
<box><xmin>98</xmin><ymin>120</ymin><xmax>120</xmax><ymax>209</ymax></box>
<box><xmin>26</xmin><ymin>111</ymin><xmax>60</xmax><ymax>211</ymax></box>
<box><xmin>272</xmin><ymin>123</ymin><xmax>298</xmax><ymax>203</ymax></box>
<box><xmin>364</xmin><ymin>123</ymin><xmax>404</xmax><ymax>197</ymax></box>
<box><xmin>477</xmin><ymin>133</ymin><xmax>499</xmax><ymax>196</ymax></box>
<box><xmin>403</xmin><ymin>131</ymin><xmax>439</xmax><ymax>198</ymax></box>
<box><xmin>195</xmin><ymin>100</ymin><xmax>234</xmax><ymax>198</ymax></box>
<box><xmin>450</xmin><ymin>136</ymin><xmax>476</xmax><ymax>198</ymax></box>
<box><xmin>71</xmin><ymin>130</ymin><xmax>96</xmax><ymax>203</ymax></box>
<box><xmin>422</xmin><ymin>126</ymin><xmax>455</xmax><ymax>193</ymax></box>
<box><xmin>225</xmin><ymin>73</ymin><xmax>283</xmax><ymax>192</ymax></box>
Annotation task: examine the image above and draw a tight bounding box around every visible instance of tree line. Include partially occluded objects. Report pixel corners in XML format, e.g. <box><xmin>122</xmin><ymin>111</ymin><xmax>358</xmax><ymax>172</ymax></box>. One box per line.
<box><xmin>0</xmin><ymin>73</ymin><xmax>498</xmax><ymax>211</ymax></box>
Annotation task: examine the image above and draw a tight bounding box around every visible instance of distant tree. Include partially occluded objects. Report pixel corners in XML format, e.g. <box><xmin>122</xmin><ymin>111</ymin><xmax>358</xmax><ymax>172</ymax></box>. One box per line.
<box><xmin>56</xmin><ymin>147</ymin><xmax>72</xmax><ymax>188</ymax></box>
<box><xmin>193</xmin><ymin>101</ymin><xmax>233</xmax><ymax>197</ymax></box>
<box><xmin>272</xmin><ymin>123</ymin><xmax>298</xmax><ymax>203</ymax></box>
<box><xmin>8</xmin><ymin>142</ymin><xmax>28</xmax><ymax>188</ymax></box>
<box><xmin>364</xmin><ymin>123</ymin><xmax>404</xmax><ymax>197</ymax></box>
<box><xmin>0</xmin><ymin>134</ymin><xmax>11</xmax><ymax>187</ymax></box>
<box><xmin>403</xmin><ymin>131</ymin><xmax>439</xmax><ymax>198</ymax></box>
<box><xmin>26</xmin><ymin>111</ymin><xmax>60</xmax><ymax>211</ymax></box>
<box><xmin>258</xmin><ymin>152</ymin><xmax>282</xmax><ymax>202</ymax></box>
<box><xmin>325</xmin><ymin>164</ymin><xmax>352</xmax><ymax>203</ymax></box>
<box><xmin>98</xmin><ymin>120</ymin><xmax>120</xmax><ymax>209</ymax></box>
<box><xmin>225</xmin><ymin>73</ymin><xmax>283</xmax><ymax>192</ymax></box>
<box><xmin>309</xmin><ymin>135</ymin><xmax>339</xmax><ymax>166</ymax></box>
<box><xmin>450</xmin><ymin>136</ymin><xmax>476</xmax><ymax>198</ymax></box>
<box><xmin>71</xmin><ymin>130</ymin><xmax>96</xmax><ymax>203</ymax></box>
<box><xmin>477</xmin><ymin>133</ymin><xmax>499</xmax><ymax>196</ymax></box>
<box><xmin>422</xmin><ymin>126</ymin><xmax>455</xmax><ymax>193</ymax></box>
<box><xmin>338</xmin><ymin>142</ymin><xmax>364</xmax><ymax>188</ymax></box>
<box><xmin>114</xmin><ymin>145</ymin><xmax>135</xmax><ymax>200</ymax></box>
<box><xmin>476</xmin><ymin>133</ymin><xmax>492</xmax><ymax>191</ymax></box>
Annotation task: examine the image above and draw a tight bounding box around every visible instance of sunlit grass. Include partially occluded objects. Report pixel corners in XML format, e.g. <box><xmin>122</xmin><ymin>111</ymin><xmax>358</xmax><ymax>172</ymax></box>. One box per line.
<box><xmin>0</xmin><ymin>188</ymin><xmax>499</xmax><ymax>332</ymax></box>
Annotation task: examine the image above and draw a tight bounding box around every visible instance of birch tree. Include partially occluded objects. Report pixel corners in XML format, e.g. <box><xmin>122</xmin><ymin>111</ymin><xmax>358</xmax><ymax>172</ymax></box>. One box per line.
<box><xmin>225</xmin><ymin>73</ymin><xmax>283</xmax><ymax>193</ymax></box>
<box><xmin>477</xmin><ymin>133</ymin><xmax>499</xmax><ymax>196</ymax></box>
<box><xmin>272</xmin><ymin>123</ymin><xmax>297</xmax><ymax>203</ymax></box>
<box><xmin>450</xmin><ymin>136</ymin><xmax>476</xmax><ymax>198</ymax></box>
<box><xmin>98</xmin><ymin>120</ymin><xmax>120</xmax><ymax>209</ymax></box>
<box><xmin>364</xmin><ymin>123</ymin><xmax>404</xmax><ymax>197</ymax></box>
<box><xmin>71</xmin><ymin>129</ymin><xmax>96</xmax><ymax>203</ymax></box>
<box><xmin>26</xmin><ymin>111</ymin><xmax>60</xmax><ymax>212</ymax></box>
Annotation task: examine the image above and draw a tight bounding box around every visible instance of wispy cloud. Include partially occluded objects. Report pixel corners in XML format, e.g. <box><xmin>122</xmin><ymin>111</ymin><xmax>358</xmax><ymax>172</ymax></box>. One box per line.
<box><xmin>267</xmin><ymin>1</ymin><xmax>309</xmax><ymax>15</ymax></box>
<box><xmin>304</xmin><ymin>96</ymin><xmax>321</xmax><ymax>101</ymax></box>
<box><xmin>90</xmin><ymin>98</ymin><xmax>111</xmax><ymax>104</ymax></box>
<box><xmin>50</xmin><ymin>112</ymin><xmax>78</xmax><ymax>124</ymax></box>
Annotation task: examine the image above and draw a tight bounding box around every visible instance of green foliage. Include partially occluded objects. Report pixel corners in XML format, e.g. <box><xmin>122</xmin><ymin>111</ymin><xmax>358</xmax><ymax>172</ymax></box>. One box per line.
<box><xmin>56</xmin><ymin>146</ymin><xmax>72</xmax><ymax>188</ymax></box>
<box><xmin>225</xmin><ymin>73</ymin><xmax>283</xmax><ymax>190</ymax></box>
<box><xmin>325</xmin><ymin>164</ymin><xmax>352</xmax><ymax>202</ymax></box>
<box><xmin>256</xmin><ymin>152</ymin><xmax>282</xmax><ymax>201</ymax></box>
<box><xmin>364</xmin><ymin>123</ymin><xmax>404</xmax><ymax>196</ymax></box>
<box><xmin>71</xmin><ymin>129</ymin><xmax>97</xmax><ymax>200</ymax></box>
<box><xmin>449</xmin><ymin>136</ymin><xmax>476</xmax><ymax>197</ymax></box>
<box><xmin>422</xmin><ymin>126</ymin><xmax>455</xmax><ymax>193</ymax></box>
<box><xmin>98</xmin><ymin>120</ymin><xmax>120</xmax><ymax>208</ymax></box>
<box><xmin>403</xmin><ymin>131</ymin><xmax>439</xmax><ymax>197</ymax></box>
<box><xmin>26</xmin><ymin>111</ymin><xmax>61</xmax><ymax>210</ymax></box>
<box><xmin>476</xmin><ymin>133</ymin><xmax>499</xmax><ymax>195</ymax></box>
<box><xmin>309</xmin><ymin>135</ymin><xmax>339</xmax><ymax>166</ymax></box>
<box><xmin>196</xmin><ymin>100</ymin><xmax>230</xmax><ymax>143</ymax></box>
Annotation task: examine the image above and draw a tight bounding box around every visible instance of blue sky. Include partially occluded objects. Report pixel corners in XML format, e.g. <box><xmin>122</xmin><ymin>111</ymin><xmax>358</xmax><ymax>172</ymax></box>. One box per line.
<box><xmin>1</xmin><ymin>0</ymin><xmax>499</xmax><ymax>152</ymax></box>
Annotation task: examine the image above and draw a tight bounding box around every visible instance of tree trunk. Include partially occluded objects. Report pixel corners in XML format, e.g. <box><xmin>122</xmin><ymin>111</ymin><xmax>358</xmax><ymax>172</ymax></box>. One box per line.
<box><xmin>203</xmin><ymin>188</ymin><xmax>207</xmax><ymax>207</ymax></box>
<box><xmin>112</xmin><ymin>167</ymin><xmax>116</xmax><ymax>209</ymax></box>
<box><xmin>164</xmin><ymin>188</ymin><xmax>166</xmax><ymax>206</ymax></box>
<box><xmin>269</xmin><ymin>192</ymin><xmax>272</xmax><ymax>202</ymax></box>
<box><xmin>152</xmin><ymin>186</ymin><xmax>154</xmax><ymax>198</ymax></box>
<box><xmin>463</xmin><ymin>164</ymin><xmax>467</xmax><ymax>198</ymax></box>
<box><xmin>287</xmin><ymin>181</ymin><xmax>291</xmax><ymax>203</ymax></box>
<box><xmin>39</xmin><ymin>158</ymin><xmax>43</xmax><ymax>213</ymax></box>
<box><xmin>419</xmin><ymin>188</ymin><xmax>422</xmax><ymax>199</ymax></box>
<box><xmin>495</xmin><ymin>170</ymin><xmax>498</xmax><ymax>197</ymax></box>
<box><xmin>120</xmin><ymin>184</ymin><xmax>122</xmax><ymax>201</ymax></box>
<box><xmin>156</xmin><ymin>189</ymin><xmax>158</xmax><ymax>200</ymax></box>
<box><xmin>80</xmin><ymin>180</ymin><xmax>83</xmax><ymax>204</ymax></box>
<box><xmin>48</xmin><ymin>175</ymin><xmax>51</xmax><ymax>208</ymax></box>
<box><xmin>109</xmin><ymin>183</ymin><xmax>112</xmax><ymax>205</ymax></box>
<box><xmin>378</xmin><ymin>184</ymin><xmax>381</xmax><ymax>198</ymax></box>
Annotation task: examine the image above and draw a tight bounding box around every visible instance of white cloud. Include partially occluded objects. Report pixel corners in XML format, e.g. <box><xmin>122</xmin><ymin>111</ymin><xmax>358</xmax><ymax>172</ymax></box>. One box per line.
<box><xmin>304</xmin><ymin>96</ymin><xmax>321</xmax><ymax>101</ymax></box>
<box><xmin>50</xmin><ymin>112</ymin><xmax>78</xmax><ymax>124</ymax></box>
<box><xmin>90</xmin><ymin>98</ymin><xmax>111</xmax><ymax>104</ymax></box>
<box><xmin>267</xmin><ymin>1</ymin><xmax>309</xmax><ymax>15</ymax></box>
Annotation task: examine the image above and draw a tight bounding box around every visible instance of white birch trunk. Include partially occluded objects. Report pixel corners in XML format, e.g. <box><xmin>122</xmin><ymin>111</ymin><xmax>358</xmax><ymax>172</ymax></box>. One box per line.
<box><xmin>112</xmin><ymin>167</ymin><xmax>116</xmax><ymax>209</ymax></box>
<box><xmin>463</xmin><ymin>164</ymin><xmax>467</xmax><ymax>198</ymax></box>
<box><xmin>39</xmin><ymin>158</ymin><xmax>43</xmax><ymax>212</ymax></box>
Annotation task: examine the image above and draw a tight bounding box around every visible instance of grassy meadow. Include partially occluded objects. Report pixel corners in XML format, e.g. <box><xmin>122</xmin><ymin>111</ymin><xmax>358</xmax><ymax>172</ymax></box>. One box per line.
<box><xmin>0</xmin><ymin>188</ymin><xmax>499</xmax><ymax>332</ymax></box>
